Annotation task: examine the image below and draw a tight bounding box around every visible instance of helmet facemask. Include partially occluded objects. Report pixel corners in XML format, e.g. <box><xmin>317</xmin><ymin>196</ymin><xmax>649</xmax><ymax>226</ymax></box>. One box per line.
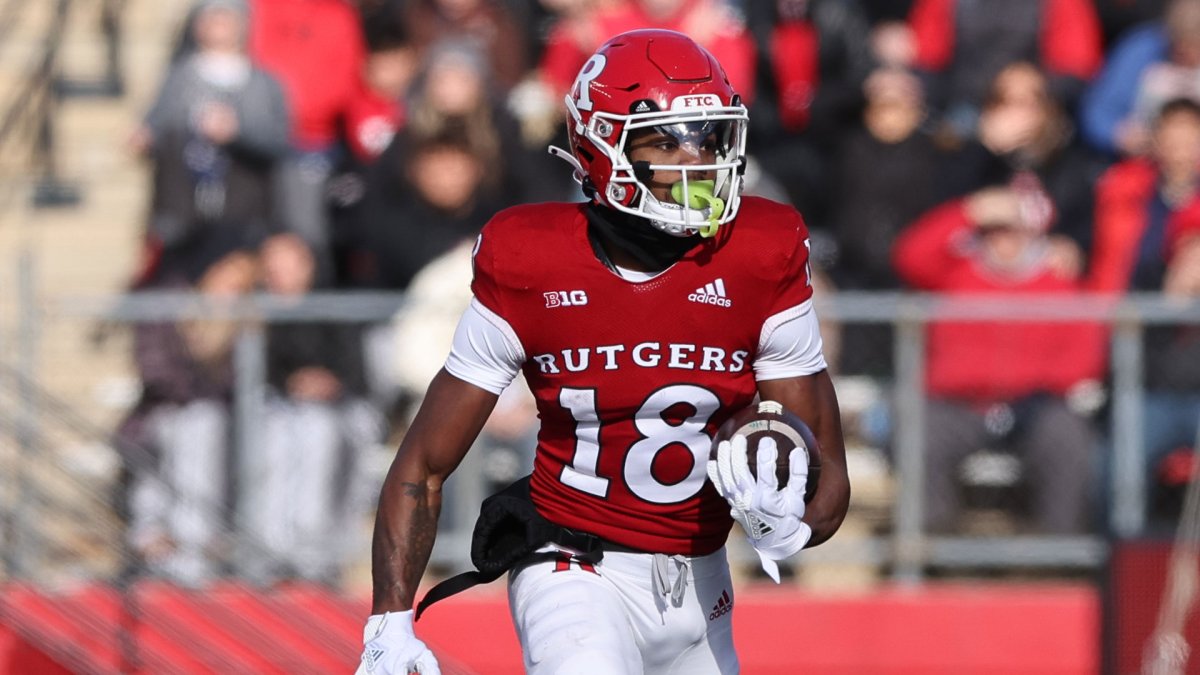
<box><xmin>564</xmin><ymin>96</ymin><xmax>749</xmax><ymax>238</ymax></box>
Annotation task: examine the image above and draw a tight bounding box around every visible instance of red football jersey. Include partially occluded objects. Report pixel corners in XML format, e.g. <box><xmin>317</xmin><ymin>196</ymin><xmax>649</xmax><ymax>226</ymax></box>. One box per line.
<box><xmin>471</xmin><ymin>196</ymin><xmax>814</xmax><ymax>555</ymax></box>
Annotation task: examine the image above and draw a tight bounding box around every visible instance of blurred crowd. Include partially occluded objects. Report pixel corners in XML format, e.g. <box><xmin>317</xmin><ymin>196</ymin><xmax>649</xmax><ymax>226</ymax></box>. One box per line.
<box><xmin>114</xmin><ymin>0</ymin><xmax>1200</xmax><ymax>586</ymax></box>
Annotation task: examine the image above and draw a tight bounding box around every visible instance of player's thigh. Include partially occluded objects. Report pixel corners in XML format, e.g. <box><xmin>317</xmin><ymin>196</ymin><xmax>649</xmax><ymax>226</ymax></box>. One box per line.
<box><xmin>616</xmin><ymin>552</ymin><xmax>736</xmax><ymax>675</ymax></box>
<box><xmin>669</xmin><ymin>568</ymin><xmax>738</xmax><ymax>675</ymax></box>
<box><xmin>508</xmin><ymin>556</ymin><xmax>642</xmax><ymax>675</ymax></box>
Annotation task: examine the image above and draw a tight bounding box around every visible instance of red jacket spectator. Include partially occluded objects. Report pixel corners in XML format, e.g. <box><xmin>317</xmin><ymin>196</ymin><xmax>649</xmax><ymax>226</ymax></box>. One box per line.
<box><xmin>756</xmin><ymin>0</ymin><xmax>874</xmax><ymax>134</ymax></box>
<box><xmin>1089</xmin><ymin>159</ymin><xmax>1200</xmax><ymax>292</ymax></box>
<box><xmin>910</xmin><ymin>0</ymin><xmax>1102</xmax><ymax>80</ymax></box>
<box><xmin>768</xmin><ymin>20</ymin><xmax>819</xmax><ymax>131</ymax></box>
<box><xmin>248</xmin><ymin>0</ymin><xmax>366</xmax><ymax>149</ymax></box>
<box><xmin>908</xmin><ymin>0</ymin><xmax>1102</xmax><ymax>139</ymax></box>
<box><xmin>343</xmin><ymin>83</ymin><xmax>406</xmax><ymax>164</ymax></box>
<box><xmin>893</xmin><ymin>200</ymin><xmax>1107</xmax><ymax>401</ymax></box>
<box><xmin>1090</xmin><ymin>159</ymin><xmax>1160</xmax><ymax>293</ymax></box>
<box><xmin>539</xmin><ymin>0</ymin><xmax>757</xmax><ymax>102</ymax></box>
<box><xmin>1170</xmin><ymin>198</ymin><xmax>1200</xmax><ymax>256</ymax></box>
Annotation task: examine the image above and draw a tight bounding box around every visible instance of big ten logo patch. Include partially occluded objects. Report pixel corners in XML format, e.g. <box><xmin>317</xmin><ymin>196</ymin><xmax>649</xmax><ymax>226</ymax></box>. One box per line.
<box><xmin>545</xmin><ymin>290</ymin><xmax>589</xmax><ymax>308</ymax></box>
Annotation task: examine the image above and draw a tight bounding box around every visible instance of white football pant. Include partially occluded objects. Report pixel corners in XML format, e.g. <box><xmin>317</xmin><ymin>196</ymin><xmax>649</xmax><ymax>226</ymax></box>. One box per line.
<box><xmin>508</xmin><ymin>545</ymin><xmax>738</xmax><ymax>675</ymax></box>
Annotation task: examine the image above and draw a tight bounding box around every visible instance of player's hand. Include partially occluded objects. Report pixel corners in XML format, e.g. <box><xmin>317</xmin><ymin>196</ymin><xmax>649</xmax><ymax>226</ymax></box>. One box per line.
<box><xmin>707</xmin><ymin>435</ymin><xmax>812</xmax><ymax>583</ymax></box>
<box><xmin>356</xmin><ymin>610</ymin><xmax>441</xmax><ymax>675</ymax></box>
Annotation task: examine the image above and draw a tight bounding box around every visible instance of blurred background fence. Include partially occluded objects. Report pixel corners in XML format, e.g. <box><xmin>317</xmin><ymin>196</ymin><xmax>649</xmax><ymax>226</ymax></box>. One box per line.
<box><xmin>3</xmin><ymin>285</ymin><xmax>1198</xmax><ymax>587</ymax></box>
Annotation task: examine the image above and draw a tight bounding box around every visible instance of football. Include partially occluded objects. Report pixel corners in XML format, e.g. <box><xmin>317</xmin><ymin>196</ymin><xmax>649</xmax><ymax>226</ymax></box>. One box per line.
<box><xmin>710</xmin><ymin>400</ymin><xmax>822</xmax><ymax>502</ymax></box>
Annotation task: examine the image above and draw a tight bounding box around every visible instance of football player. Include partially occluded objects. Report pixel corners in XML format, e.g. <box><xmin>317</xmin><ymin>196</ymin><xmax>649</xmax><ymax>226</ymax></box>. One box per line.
<box><xmin>357</xmin><ymin>29</ymin><xmax>849</xmax><ymax>675</ymax></box>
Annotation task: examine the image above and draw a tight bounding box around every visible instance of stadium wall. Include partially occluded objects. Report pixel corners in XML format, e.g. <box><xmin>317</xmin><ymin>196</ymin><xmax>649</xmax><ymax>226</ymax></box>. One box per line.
<box><xmin>1</xmin><ymin>581</ymin><xmax>1099</xmax><ymax>673</ymax></box>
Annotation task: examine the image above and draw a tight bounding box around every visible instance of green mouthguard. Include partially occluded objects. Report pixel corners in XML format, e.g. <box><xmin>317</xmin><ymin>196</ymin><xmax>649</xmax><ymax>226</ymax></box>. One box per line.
<box><xmin>670</xmin><ymin>180</ymin><xmax>725</xmax><ymax>238</ymax></box>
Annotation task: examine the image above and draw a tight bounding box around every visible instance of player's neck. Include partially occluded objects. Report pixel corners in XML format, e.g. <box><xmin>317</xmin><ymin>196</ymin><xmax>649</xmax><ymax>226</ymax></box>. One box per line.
<box><xmin>597</xmin><ymin>236</ymin><xmax>650</xmax><ymax>272</ymax></box>
<box><xmin>585</xmin><ymin>203</ymin><xmax>700</xmax><ymax>273</ymax></box>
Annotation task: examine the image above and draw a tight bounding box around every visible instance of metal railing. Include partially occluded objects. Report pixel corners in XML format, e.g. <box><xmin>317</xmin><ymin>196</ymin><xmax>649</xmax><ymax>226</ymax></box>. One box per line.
<box><xmin>6</xmin><ymin>280</ymin><xmax>1200</xmax><ymax>583</ymax></box>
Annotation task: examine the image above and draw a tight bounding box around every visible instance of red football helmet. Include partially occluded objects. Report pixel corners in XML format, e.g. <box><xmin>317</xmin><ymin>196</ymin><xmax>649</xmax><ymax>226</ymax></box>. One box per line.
<box><xmin>550</xmin><ymin>29</ymin><xmax>749</xmax><ymax>237</ymax></box>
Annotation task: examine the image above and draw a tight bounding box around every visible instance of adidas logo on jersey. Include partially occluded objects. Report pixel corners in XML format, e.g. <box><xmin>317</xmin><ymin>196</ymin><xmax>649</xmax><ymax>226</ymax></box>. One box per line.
<box><xmin>708</xmin><ymin>590</ymin><xmax>733</xmax><ymax>621</ymax></box>
<box><xmin>688</xmin><ymin>278</ymin><xmax>732</xmax><ymax>307</ymax></box>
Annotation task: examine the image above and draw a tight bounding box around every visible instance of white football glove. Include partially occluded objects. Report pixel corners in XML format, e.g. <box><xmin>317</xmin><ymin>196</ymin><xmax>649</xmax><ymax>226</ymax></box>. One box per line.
<box><xmin>707</xmin><ymin>435</ymin><xmax>812</xmax><ymax>583</ymax></box>
<box><xmin>356</xmin><ymin>610</ymin><xmax>441</xmax><ymax>675</ymax></box>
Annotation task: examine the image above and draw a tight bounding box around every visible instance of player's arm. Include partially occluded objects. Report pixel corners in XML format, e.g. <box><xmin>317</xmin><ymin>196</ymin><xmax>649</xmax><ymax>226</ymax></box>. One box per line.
<box><xmin>757</xmin><ymin>371</ymin><xmax>849</xmax><ymax>547</ymax></box>
<box><xmin>370</xmin><ymin>369</ymin><xmax>499</xmax><ymax>613</ymax></box>
<box><xmin>707</xmin><ymin>296</ymin><xmax>848</xmax><ymax>582</ymax></box>
<box><xmin>358</xmin><ymin>296</ymin><xmax>521</xmax><ymax>674</ymax></box>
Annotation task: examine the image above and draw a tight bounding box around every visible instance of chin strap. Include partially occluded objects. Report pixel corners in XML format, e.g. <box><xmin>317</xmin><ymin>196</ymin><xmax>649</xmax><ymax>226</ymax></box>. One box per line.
<box><xmin>548</xmin><ymin>145</ymin><xmax>586</xmax><ymax>186</ymax></box>
<box><xmin>639</xmin><ymin>197</ymin><xmax>705</xmax><ymax>237</ymax></box>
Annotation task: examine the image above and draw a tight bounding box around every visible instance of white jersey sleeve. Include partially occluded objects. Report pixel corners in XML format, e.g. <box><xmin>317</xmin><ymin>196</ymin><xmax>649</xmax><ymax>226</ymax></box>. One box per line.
<box><xmin>443</xmin><ymin>298</ymin><xmax>525</xmax><ymax>395</ymax></box>
<box><xmin>753</xmin><ymin>299</ymin><xmax>828</xmax><ymax>381</ymax></box>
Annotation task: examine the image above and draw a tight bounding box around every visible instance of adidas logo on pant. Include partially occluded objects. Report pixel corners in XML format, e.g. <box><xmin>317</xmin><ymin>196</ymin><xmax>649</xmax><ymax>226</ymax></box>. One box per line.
<box><xmin>688</xmin><ymin>278</ymin><xmax>732</xmax><ymax>307</ymax></box>
<box><xmin>708</xmin><ymin>590</ymin><xmax>733</xmax><ymax>621</ymax></box>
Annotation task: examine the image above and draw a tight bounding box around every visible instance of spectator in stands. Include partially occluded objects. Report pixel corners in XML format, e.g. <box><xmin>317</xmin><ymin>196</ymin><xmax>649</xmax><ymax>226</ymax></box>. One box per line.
<box><xmin>1091</xmin><ymin>98</ymin><xmax>1200</xmax><ymax>292</ymax></box>
<box><xmin>1093</xmin><ymin>0</ymin><xmax>1170</xmax><ymax>48</ymax></box>
<box><xmin>328</xmin><ymin>21</ymin><xmax>418</xmax><ymax>284</ymax></box>
<box><xmin>893</xmin><ymin>179</ymin><xmax>1108</xmax><ymax>535</ymax></box>
<box><xmin>117</xmin><ymin>239</ymin><xmax>259</xmax><ymax>586</ymax></box>
<box><xmin>344</xmin><ymin>132</ymin><xmax>503</xmax><ymax>291</ymax></box>
<box><xmin>831</xmin><ymin>66</ymin><xmax>941</xmax><ymax>292</ymax></box>
<box><xmin>1094</xmin><ymin>96</ymin><xmax>1200</xmax><ymax>290</ymax></box>
<box><xmin>247</xmin><ymin>0</ymin><xmax>367</xmax><ymax>271</ymax></box>
<box><xmin>744</xmin><ymin>0</ymin><xmax>874</xmax><ymax>138</ymax></box>
<box><xmin>362</xmin><ymin>35</ymin><xmax>569</xmax><ymax>213</ymax></box>
<box><xmin>941</xmin><ymin>61</ymin><xmax>1108</xmax><ymax>271</ymax></box>
<box><xmin>239</xmin><ymin>233</ymin><xmax>382</xmax><ymax>584</ymax></box>
<box><xmin>401</xmin><ymin>0</ymin><xmax>532</xmax><ymax>92</ymax></box>
<box><xmin>502</xmin><ymin>0</ymin><xmax>616</xmax><ymax>148</ymax></box>
<box><xmin>130</xmin><ymin>0</ymin><xmax>288</xmax><ymax>279</ymax></box>
<box><xmin>742</xmin><ymin>0</ymin><xmax>876</xmax><ymax>224</ymax></box>
<box><xmin>1081</xmin><ymin>0</ymin><xmax>1200</xmax><ymax>157</ymax></box>
<box><xmin>1088</xmin><ymin>98</ymin><xmax>1200</xmax><ymax>523</ymax></box>
<box><xmin>399</xmin><ymin>38</ymin><xmax>529</xmax><ymax>201</ymax></box>
<box><xmin>1152</xmin><ymin>213</ymin><xmax>1200</xmax><ymax>518</ymax></box>
<box><xmin>343</xmin><ymin>23</ymin><xmax>417</xmax><ymax>167</ymax></box>
<box><xmin>907</xmin><ymin>0</ymin><xmax>1103</xmax><ymax>147</ymax></box>
<box><xmin>826</xmin><ymin>66</ymin><xmax>942</xmax><ymax>378</ymax></box>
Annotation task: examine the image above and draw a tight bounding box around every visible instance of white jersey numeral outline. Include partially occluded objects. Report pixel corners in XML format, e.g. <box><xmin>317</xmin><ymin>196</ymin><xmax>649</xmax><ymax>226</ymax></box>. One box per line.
<box><xmin>558</xmin><ymin>384</ymin><xmax>721</xmax><ymax>504</ymax></box>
